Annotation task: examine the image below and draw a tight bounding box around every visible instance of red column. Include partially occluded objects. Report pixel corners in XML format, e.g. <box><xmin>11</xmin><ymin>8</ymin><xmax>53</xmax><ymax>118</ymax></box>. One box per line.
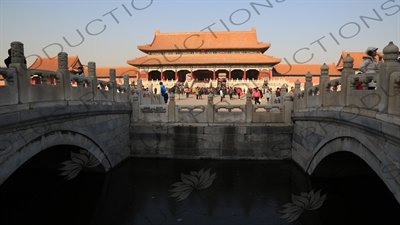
<box><xmin>213</xmin><ymin>70</ymin><xmax>216</xmax><ymax>80</ymax></box>
<box><xmin>190</xmin><ymin>71</ymin><xmax>193</xmax><ymax>80</ymax></box>
<box><xmin>175</xmin><ymin>71</ymin><xmax>178</xmax><ymax>80</ymax></box>
<box><xmin>228</xmin><ymin>70</ymin><xmax>231</xmax><ymax>79</ymax></box>
<box><xmin>161</xmin><ymin>71</ymin><xmax>164</xmax><ymax>80</ymax></box>
<box><xmin>243</xmin><ymin>69</ymin><xmax>247</xmax><ymax>80</ymax></box>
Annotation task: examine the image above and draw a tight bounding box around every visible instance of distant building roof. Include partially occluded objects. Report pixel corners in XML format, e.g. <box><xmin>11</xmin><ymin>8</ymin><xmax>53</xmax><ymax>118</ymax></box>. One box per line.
<box><xmin>137</xmin><ymin>27</ymin><xmax>271</xmax><ymax>53</ymax></box>
<box><xmin>85</xmin><ymin>66</ymin><xmax>138</xmax><ymax>78</ymax></box>
<box><xmin>29</xmin><ymin>55</ymin><xmax>83</xmax><ymax>72</ymax></box>
<box><xmin>273</xmin><ymin>63</ymin><xmax>341</xmax><ymax>76</ymax></box>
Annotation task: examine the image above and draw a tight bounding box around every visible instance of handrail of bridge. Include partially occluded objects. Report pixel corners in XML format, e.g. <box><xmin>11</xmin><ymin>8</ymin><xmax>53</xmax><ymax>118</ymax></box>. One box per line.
<box><xmin>0</xmin><ymin>41</ymin><xmax>131</xmax><ymax>108</ymax></box>
<box><xmin>293</xmin><ymin>41</ymin><xmax>400</xmax><ymax>116</ymax></box>
<box><xmin>130</xmin><ymin>83</ymin><xmax>294</xmax><ymax>124</ymax></box>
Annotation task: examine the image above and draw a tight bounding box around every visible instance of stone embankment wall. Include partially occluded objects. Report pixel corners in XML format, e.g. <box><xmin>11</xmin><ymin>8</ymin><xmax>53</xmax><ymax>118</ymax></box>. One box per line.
<box><xmin>130</xmin><ymin>123</ymin><xmax>293</xmax><ymax>160</ymax></box>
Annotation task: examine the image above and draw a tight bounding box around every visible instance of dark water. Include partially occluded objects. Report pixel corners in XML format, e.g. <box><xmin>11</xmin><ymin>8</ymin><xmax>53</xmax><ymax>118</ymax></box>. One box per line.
<box><xmin>1</xmin><ymin>146</ymin><xmax>399</xmax><ymax>225</ymax></box>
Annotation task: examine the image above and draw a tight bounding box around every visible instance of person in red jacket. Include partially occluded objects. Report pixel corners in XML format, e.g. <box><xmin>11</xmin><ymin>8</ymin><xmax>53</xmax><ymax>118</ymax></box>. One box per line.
<box><xmin>252</xmin><ymin>87</ymin><xmax>261</xmax><ymax>104</ymax></box>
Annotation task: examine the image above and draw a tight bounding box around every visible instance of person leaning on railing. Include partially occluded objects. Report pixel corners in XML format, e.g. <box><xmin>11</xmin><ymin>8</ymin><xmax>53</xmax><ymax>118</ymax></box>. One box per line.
<box><xmin>359</xmin><ymin>46</ymin><xmax>383</xmax><ymax>73</ymax></box>
<box><xmin>76</xmin><ymin>67</ymin><xmax>85</xmax><ymax>87</ymax></box>
<box><xmin>359</xmin><ymin>46</ymin><xmax>383</xmax><ymax>90</ymax></box>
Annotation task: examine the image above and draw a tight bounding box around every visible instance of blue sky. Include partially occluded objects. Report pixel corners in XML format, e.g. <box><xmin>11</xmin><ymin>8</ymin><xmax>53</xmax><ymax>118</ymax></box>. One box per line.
<box><xmin>1</xmin><ymin>0</ymin><xmax>399</xmax><ymax>68</ymax></box>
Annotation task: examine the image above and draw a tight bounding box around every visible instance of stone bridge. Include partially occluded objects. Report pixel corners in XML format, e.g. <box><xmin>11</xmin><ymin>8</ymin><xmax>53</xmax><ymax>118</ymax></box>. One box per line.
<box><xmin>1</xmin><ymin>41</ymin><xmax>400</xmax><ymax>205</ymax></box>
<box><xmin>291</xmin><ymin>41</ymin><xmax>400</xmax><ymax>203</ymax></box>
<box><xmin>0</xmin><ymin>41</ymin><xmax>131</xmax><ymax>185</ymax></box>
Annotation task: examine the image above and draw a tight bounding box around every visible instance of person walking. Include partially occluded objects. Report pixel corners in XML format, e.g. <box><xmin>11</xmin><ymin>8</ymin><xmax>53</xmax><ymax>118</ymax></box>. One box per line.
<box><xmin>160</xmin><ymin>82</ymin><xmax>168</xmax><ymax>103</ymax></box>
<box><xmin>265</xmin><ymin>89</ymin><xmax>271</xmax><ymax>103</ymax></box>
<box><xmin>219</xmin><ymin>89</ymin><xmax>224</xmax><ymax>102</ymax></box>
<box><xmin>252</xmin><ymin>87</ymin><xmax>261</xmax><ymax>104</ymax></box>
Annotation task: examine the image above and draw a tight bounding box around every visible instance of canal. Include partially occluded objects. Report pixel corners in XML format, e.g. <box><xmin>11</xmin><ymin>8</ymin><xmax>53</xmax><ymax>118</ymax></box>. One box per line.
<box><xmin>0</xmin><ymin>146</ymin><xmax>399</xmax><ymax>224</ymax></box>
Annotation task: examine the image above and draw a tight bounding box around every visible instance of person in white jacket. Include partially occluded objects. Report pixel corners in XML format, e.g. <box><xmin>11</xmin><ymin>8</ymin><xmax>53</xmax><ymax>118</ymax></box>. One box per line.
<box><xmin>359</xmin><ymin>46</ymin><xmax>383</xmax><ymax>73</ymax></box>
<box><xmin>359</xmin><ymin>46</ymin><xmax>383</xmax><ymax>90</ymax></box>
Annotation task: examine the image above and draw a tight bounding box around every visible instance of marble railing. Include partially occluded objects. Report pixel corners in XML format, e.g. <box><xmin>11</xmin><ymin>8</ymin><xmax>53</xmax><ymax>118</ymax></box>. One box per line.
<box><xmin>131</xmin><ymin>88</ymin><xmax>293</xmax><ymax>124</ymax></box>
<box><xmin>294</xmin><ymin>41</ymin><xmax>400</xmax><ymax>116</ymax></box>
<box><xmin>0</xmin><ymin>41</ymin><xmax>130</xmax><ymax>108</ymax></box>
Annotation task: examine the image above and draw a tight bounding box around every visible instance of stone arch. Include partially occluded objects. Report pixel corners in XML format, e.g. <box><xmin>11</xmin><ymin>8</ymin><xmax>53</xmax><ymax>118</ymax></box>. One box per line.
<box><xmin>0</xmin><ymin>130</ymin><xmax>112</xmax><ymax>186</ymax></box>
<box><xmin>306</xmin><ymin>136</ymin><xmax>400</xmax><ymax>203</ymax></box>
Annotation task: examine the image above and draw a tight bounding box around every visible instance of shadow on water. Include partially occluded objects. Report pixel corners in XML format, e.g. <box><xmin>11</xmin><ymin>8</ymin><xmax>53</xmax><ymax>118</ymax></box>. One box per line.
<box><xmin>0</xmin><ymin>145</ymin><xmax>106</xmax><ymax>225</ymax></box>
<box><xmin>310</xmin><ymin>151</ymin><xmax>400</xmax><ymax>225</ymax></box>
<box><xmin>0</xmin><ymin>150</ymin><xmax>399</xmax><ymax>225</ymax></box>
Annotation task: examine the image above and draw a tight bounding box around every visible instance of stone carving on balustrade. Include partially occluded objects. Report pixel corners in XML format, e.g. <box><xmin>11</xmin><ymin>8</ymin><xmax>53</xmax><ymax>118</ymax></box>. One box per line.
<box><xmin>383</xmin><ymin>41</ymin><xmax>399</xmax><ymax>62</ymax></box>
<box><xmin>254</xmin><ymin>105</ymin><xmax>281</xmax><ymax>113</ymax></box>
<box><xmin>88</xmin><ymin>62</ymin><xmax>96</xmax><ymax>77</ymax></box>
<box><xmin>326</xmin><ymin>79</ymin><xmax>340</xmax><ymax>92</ymax></box>
<box><xmin>141</xmin><ymin>106</ymin><xmax>166</xmax><ymax>113</ymax></box>
<box><xmin>116</xmin><ymin>85</ymin><xmax>128</xmax><ymax>93</ymax></box>
<box><xmin>71</xmin><ymin>74</ymin><xmax>91</xmax><ymax>87</ymax></box>
<box><xmin>123</xmin><ymin>74</ymin><xmax>129</xmax><ymax>86</ymax></box>
<box><xmin>215</xmin><ymin>105</ymin><xmax>245</xmax><ymax>113</ymax></box>
<box><xmin>308</xmin><ymin>86</ymin><xmax>319</xmax><ymax>96</ymax></box>
<box><xmin>97</xmin><ymin>81</ymin><xmax>111</xmax><ymax>90</ymax></box>
<box><xmin>0</xmin><ymin>67</ymin><xmax>16</xmax><ymax>86</ymax></box>
<box><xmin>10</xmin><ymin>41</ymin><xmax>25</xmax><ymax>64</ymax></box>
<box><xmin>178</xmin><ymin>106</ymin><xmax>205</xmax><ymax>113</ymax></box>
<box><xmin>58</xmin><ymin>52</ymin><xmax>68</xmax><ymax>70</ymax></box>
<box><xmin>141</xmin><ymin>91</ymin><xmax>152</xmax><ymax>105</ymax></box>
<box><xmin>109</xmin><ymin>69</ymin><xmax>116</xmax><ymax>83</ymax></box>
<box><xmin>29</xmin><ymin>70</ymin><xmax>59</xmax><ymax>85</ymax></box>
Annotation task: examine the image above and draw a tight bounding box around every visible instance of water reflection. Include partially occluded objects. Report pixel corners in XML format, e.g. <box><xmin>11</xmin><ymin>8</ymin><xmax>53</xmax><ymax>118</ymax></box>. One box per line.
<box><xmin>1</xmin><ymin>156</ymin><xmax>400</xmax><ymax>224</ymax></box>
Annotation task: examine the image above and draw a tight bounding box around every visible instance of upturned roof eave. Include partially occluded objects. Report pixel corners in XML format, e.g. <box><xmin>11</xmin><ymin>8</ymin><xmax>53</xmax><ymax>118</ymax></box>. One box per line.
<box><xmin>137</xmin><ymin>45</ymin><xmax>270</xmax><ymax>53</ymax></box>
<box><xmin>127</xmin><ymin>60</ymin><xmax>281</xmax><ymax>67</ymax></box>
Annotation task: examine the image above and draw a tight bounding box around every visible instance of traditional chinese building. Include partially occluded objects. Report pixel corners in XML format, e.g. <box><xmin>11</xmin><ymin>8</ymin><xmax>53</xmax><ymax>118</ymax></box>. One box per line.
<box><xmin>127</xmin><ymin>27</ymin><xmax>281</xmax><ymax>82</ymax></box>
<box><xmin>29</xmin><ymin>55</ymin><xmax>84</xmax><ymax>73</ymax></box>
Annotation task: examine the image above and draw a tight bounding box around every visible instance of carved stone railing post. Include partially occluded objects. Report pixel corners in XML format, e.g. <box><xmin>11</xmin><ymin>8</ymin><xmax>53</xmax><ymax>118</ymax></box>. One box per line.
<box><xmin>168</xmin><ymin>93</ymin><xmax>175</xmax><ymax>122</ymax></box>
<box><xmin>319</xmin><ymin>63</ymin><xmax>330</xmax><ymax>107</ymax></box>
<box><xmin>58</xmin><ymin>52</ymin><xmax>71</xmax><ymax>101</ymax></box>
<box><xmin>304</xmin><ymin>72</ymin><xmax>312</xmax><ymax>107</ymax></box>
<box><xmin>245</xmin><ymin>92</ymin><xmax>253</xmax><ymax>123</ymax></box>
<box><xmin>137</xmin><ymin>79</ymin><xmax>143</xmax><ymax>105</ymax></box>
<box><xmin>283</xmin><ymin>89</ymin><xmax>293</xmax><ymax>124</ymax></box>
<box><xmin>293</xmin><ymin>80</ymin><xmax>301</xmax><ymax>109</ymax></box>
<box><xmin>88</xmin><ymin>61</ymin><xmax>97</xmax><ymax>98</ymax></box>
<box><xmin>378</xmin><ymin>41</ymin><xmax>400</xmax><ymax>113</ymax></box>
<box><xmin>340</xmin><ymin>54</ymin><xmax>354</xmax><ymax>106</ymax></box>
<box><xmin>109</xmin><ymin>68</ymin><xmax>116</xmax><ymax>101</ymax></box>
<box><xmin>207</xmin><ymin>93</ymin><xmax>214</xmax><ymax>123</ymax></box>
<box><xmin>280</xmin><ymin>84</ymin><xmax>287</xmax><ymax>106</ymax></box>
<box><xmin>123</xmin><ymin>74</ymin><xmax>129</xmax><ymax>86</ymax></box>
<box><xmin>294</xmin><ymin>80</ymin><xmax>301</xmax><ymax>94</ymax></box>
<box><xmin>131</xmin><ymin>93</ymin><xmax>139</xmax><ymax>123</ymax></box>
<box><xmin>9</xmin><ymin>41</ymin><xmax>29</xmax><ymax>103</ymax></box>
<box><xmin>123</xmin><ymin>74</ymin><xmax>130</xmax><ymax>102</ymax></box>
